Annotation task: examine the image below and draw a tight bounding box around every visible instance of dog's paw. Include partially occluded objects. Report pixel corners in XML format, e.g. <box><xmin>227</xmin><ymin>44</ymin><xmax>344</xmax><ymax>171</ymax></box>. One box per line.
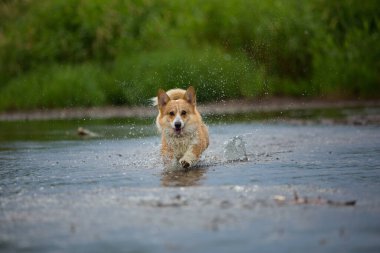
<box><xmin>180</xmin><ymin>159</ymin><xmax>190</xmax><ymax>169</ymax></box>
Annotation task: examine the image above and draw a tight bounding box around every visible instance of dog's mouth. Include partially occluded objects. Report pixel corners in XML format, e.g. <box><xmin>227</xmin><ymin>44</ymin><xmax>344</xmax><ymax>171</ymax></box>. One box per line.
<box><xmin>174</xmin><ymin>127</ymin><xmax>182</xmax><ymax>135</ymax></box>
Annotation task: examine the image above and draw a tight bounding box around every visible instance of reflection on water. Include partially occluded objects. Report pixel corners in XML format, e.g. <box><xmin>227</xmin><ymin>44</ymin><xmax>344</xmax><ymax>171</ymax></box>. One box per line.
<box><xmin>161</xmin><ymin>168</ymin><xmax>207</xmax><ymax>187</ymax></box>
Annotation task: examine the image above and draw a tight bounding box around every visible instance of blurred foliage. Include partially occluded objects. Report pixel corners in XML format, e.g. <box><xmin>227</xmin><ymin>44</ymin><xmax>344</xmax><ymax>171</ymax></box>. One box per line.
<box><xmin>0</xmin><ymin>0</ymin><xmax>379</xmax><ymax>110</ymax></box>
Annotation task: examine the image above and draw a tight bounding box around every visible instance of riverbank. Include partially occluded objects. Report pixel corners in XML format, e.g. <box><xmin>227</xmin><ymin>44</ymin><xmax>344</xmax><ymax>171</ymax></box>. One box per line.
<box><xmin>0</xmin><ymin>98</ymin><xmax>379</xmax><ymax>124</ymax></box>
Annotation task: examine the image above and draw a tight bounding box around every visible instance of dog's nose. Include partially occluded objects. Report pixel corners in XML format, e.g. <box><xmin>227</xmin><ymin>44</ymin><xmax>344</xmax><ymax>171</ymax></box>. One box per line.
<box><xmin>174</xmin><ymin>121</ymin><xmax>182</xmax><ymax>129</ymax></box>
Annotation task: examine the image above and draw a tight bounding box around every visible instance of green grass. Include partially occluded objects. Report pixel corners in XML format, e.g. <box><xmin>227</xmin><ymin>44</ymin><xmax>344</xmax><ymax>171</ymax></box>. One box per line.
<box><xmin>0</xmin><ymin>0</ymin><xmax>379</xmax><ymax>111</ymax></box>
<box><xmin>0</xmin><ymin>64</ymin><xmax>107</xmax><ymax>110</ymax></box>
<box><xmin>0</xmin><ymin>48</ymin><xmax>268</xmax><ymax>110</ymax></box>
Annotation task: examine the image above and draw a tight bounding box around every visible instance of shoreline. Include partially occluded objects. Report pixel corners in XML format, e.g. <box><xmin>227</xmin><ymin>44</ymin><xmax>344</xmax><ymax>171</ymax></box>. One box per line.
<box><xmin>0</xmin><ymin>98</ymin><xmax>379</xmax><ymax>121</ymax></box>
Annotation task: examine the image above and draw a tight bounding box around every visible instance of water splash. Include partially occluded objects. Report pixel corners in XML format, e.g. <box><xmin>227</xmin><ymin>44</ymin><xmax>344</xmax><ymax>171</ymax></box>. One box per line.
<box><xmin>223</xmin><ymin>135</ymin><xmax>248</xmax><ymax>162</ymax></box>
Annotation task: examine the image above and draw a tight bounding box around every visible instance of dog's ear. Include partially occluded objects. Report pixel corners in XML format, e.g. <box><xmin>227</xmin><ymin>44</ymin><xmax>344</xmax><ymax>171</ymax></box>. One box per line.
<box><xmin>157</xmin><ymin>89</ymin><xmax>170</xmax><ymax>108</ymax></box>
<box><xmin>184</xmin><ymin>86</ymin><xmax>196</xmax><ymax>105</ymax></box>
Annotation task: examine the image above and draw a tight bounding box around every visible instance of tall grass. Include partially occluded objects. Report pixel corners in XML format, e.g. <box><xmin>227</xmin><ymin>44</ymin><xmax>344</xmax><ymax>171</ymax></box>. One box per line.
<box><xmin>0</xmin><ymin>0</ymin><xmax>379</xmax><ymax>111</ymax></box>
<box><xmin>0</xmin><ymin>64</ymin><xmax>107</xmax><ymax>110</ymax></box>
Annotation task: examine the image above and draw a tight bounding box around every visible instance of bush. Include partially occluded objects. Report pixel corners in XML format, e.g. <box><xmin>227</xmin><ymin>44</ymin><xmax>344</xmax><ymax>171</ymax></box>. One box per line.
<box><xmin>310</xmin><ymin>0</ymin><xmax>380</xmax><ymax>98</ymax></box>
<box><xmin>0</xmin><ymin>64</ymin><xmax>106</xmax><ymax>110</ymax></box>
<box><xmin>0</xmin><ymin>48</ymin><xmax>267</xmax><ymax>110</ymax></box>
<box><xmin>0</xmin><ymin>0</ymin><xmax>379</xmax><ymax>111</ymax></box>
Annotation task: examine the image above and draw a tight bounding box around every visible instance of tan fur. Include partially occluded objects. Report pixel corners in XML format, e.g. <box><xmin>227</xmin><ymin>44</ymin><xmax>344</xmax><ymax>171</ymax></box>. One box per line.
<box><xmin>155</xmin><ymin>86</ymin><xmax>209</xmax><ymax>169</ymax></box>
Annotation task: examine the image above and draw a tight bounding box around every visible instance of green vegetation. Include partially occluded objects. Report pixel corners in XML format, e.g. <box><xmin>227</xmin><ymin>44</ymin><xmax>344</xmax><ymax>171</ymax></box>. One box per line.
<box><xmin>0</xmin><ymin>0</ymin><xmax>379</xmax><ymax>111</ymax></box>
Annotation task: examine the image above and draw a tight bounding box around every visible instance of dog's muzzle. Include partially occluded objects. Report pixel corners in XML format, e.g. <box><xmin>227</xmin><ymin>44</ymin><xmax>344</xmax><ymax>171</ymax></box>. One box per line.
<box><xmin>174</xmin><ymin>121</ymin><xmax>182</xmax><ymax>134</ymax></box>
<box><xmin>174</xmin><ymin>121</ymin><xmax>181</xmax><ymax>129</ymax></box>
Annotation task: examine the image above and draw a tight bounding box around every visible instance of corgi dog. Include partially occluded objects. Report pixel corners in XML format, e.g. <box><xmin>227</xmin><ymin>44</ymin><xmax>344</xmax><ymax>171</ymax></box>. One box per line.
<box><xmin>153</xmin><ymin>86</ymin><xmax>209</xmax><ymax>169</ymax></box>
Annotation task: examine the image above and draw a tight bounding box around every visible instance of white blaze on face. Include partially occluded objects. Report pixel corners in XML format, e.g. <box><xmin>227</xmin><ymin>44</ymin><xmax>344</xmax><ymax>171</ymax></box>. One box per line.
<box><xmin>171</xmin><ymin>114</ymin><xmax>184</xmax><ymax>130</ymax></box>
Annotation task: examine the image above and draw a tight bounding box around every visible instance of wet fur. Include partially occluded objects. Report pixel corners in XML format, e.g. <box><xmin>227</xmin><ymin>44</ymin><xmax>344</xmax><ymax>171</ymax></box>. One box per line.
<box><xmin>155</xmin><ymin>86</ymin><xmax>209</xmax><ymax>169</ymax></box>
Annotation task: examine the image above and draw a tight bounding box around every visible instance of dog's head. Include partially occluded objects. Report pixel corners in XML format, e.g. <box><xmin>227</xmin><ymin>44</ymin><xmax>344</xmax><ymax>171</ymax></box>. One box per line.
<box><xmin>156</xmin><ymin>86</ymin><xmax>197</xmax><ymax>136</ymax></box>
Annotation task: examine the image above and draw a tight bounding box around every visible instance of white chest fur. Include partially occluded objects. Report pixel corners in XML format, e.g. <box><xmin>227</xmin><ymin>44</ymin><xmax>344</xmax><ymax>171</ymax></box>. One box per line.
<box><xmin>165</xmin><ymin>131</ymin><xmax>198</xmax><ymax>159</ymax></box>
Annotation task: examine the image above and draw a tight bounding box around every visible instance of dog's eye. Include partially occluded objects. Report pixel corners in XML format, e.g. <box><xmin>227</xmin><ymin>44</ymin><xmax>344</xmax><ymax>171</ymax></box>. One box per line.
<box><xmin>181</xmin><ymin>110</ymin><xmax>187</xmax><ymax>116</ymax></box>
<box><xmin>169</xmin><ymin>111</ymin><xmax>175</xmax><ymax>116</ymax></box>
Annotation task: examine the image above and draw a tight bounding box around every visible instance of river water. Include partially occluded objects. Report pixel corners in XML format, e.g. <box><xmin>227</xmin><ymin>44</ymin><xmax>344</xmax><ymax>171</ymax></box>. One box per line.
<box><xmin>0</xmin><ymin>115</ymin><xmax>380</xmax><ymax>252</ymax></box>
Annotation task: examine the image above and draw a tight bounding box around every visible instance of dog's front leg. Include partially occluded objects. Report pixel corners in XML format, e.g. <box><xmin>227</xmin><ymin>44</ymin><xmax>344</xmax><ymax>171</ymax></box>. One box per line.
<box><xmin>179</xmin><ymin>144</ymin><xmax>201</xmax><ymax>169</ymax></box>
